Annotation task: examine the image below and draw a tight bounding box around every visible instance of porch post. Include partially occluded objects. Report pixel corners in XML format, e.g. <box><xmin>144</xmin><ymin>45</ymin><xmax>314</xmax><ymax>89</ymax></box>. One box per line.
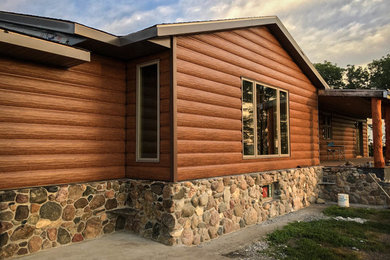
<box><xmin>371</xmin><ymin>98</ymin><xmax>384</xmax><ymax>168</ymax></box>
<box><xmin>385</xmin><ymin>105</ymin><xmax>390</xmax><ymax>163</ymax></box>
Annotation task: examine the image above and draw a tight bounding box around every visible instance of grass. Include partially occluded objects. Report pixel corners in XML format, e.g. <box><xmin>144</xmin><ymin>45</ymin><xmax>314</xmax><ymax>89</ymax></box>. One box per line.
<box><xmin>263</xmin><ymin>206</ymin><xmax>390</xmax><ymax>260</ymax></box>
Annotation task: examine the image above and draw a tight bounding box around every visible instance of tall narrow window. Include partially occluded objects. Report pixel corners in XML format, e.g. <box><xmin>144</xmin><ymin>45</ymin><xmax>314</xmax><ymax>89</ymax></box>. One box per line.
<box><xmin>136</xmin><ymin>61</ymin><xmax>159</xmax><ymax>162</ymax></box>
<box><xmin>280</xmin><ymin>91</ymin><xmax>289</xmax><ymax>154</ymax></box>
<box><xmin>257</xmin><ymin>84</ymin><xmax>278</xmax><ymax>155</ymax></box>
<box><xmin>242</xmin><ymin>80</ymin><xmax>255</xmax><ymax>156</ymax></box>
<box><xmin>242</xmin><ymin>79</ymin><xmax>289</xmax><ymax>157</ymax></box>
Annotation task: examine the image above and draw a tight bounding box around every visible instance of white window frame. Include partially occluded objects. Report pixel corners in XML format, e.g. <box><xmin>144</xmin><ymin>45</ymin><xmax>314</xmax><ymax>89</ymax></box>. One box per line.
<box><xmin>241</xmin><ymin>77</ymin><xmax>290</xmax><ymax>159</ymax></box>
<box><xmin>136</xmin><ymin>60</ymin><xmax>160</xmax><ymax>162</ymax></box>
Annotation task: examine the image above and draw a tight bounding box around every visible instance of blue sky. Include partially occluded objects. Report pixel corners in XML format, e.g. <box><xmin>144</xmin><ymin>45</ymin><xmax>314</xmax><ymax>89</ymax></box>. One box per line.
<box><xmin>1</xmin><ymin>0</ymin><xmax>389</xmax><ymax>67</ymax></box>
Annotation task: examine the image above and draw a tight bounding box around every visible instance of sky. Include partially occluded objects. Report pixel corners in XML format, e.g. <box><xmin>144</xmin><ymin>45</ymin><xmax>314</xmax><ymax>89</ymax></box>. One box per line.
<box><xmin>1</xmin><ymin>0</ymin><xmax>389</xmax><ymax>67</ymax></box>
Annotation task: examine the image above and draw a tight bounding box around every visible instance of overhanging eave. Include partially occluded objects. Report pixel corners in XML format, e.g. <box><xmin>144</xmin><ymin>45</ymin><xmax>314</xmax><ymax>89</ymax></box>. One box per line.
<box><xmin>0</xmin><ymin>29</ymin><xmax>90</xmax><ymax>67</ymax></box>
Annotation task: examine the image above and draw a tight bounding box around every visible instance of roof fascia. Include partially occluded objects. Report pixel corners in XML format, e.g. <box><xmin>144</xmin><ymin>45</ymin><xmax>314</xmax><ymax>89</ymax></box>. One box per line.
<box><xmin>0</xmin><ymin>29</ymin><xmax>90</xmax><ymax>64</ymax></box>
<box><xmin>0</xmin><ymin>11</ymin><xmax>120</xmax><ymax>46</ymax></box>
<box><xmin>319</xmin><ymin>89</ymin><xmax>389</xmax><ymax>98</ymax></box>
<box><xmin>155</xmin><ymin>17</ymin><xmax>277</xmax><ymax>36</ymax></box>
<box><xmin>0</xmin><ymin>11</ymin><xmax>75</xmax><ymax>34</ymax></box>
<box><xmin>119</xmin><ymin>26</ymin><xmax>158</xmax><ymax>45</ymax></box>
<box><xmin>74</xmin><ymin>23</ymin><xmax>120</xmax><ymax>46</ymax></box>
<box><xmin>271</xmin><ymin>18</ymin><xmax>329</xmax><ymax>89</ymax></box>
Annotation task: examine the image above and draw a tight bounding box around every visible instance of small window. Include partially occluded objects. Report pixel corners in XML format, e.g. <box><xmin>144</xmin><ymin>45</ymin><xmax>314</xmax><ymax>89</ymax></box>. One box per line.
<box><xmin>262</xmin><ymin>184</ymin><xmax>272</xmax><ymax>199</ymax></box>
<box><xmin>321</xmin><ymin>114</ymin><xmax>332</xmax><ymax>140</ymax></box>
<box><xmin>242</xmin><ymin>78</ymin><xmax>290</xmax><ymax>157</ymax></box>
<box><xmin>136</xmin><ymin>61</ymin><xmax>159</xmax><ymax>162</ymax></box>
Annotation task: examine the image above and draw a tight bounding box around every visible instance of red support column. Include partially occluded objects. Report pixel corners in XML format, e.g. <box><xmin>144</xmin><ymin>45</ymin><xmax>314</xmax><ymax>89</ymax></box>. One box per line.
<box><xmin>371</xmin><ymin>98</ymin><xmax>385</xmax><ymax>168</ymax></box>
<box><xmin>385</xmin><ymin>105</ymin><xmax>390</xmax><ymax>163</ymax></box>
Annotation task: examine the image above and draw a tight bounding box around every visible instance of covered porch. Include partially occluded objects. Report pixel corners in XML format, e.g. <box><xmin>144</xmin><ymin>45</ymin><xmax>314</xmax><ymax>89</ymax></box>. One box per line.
<box><xmin>318</xmin><ymin>89</ymin><xmax>390</xmax><ymax>168</ymax></box>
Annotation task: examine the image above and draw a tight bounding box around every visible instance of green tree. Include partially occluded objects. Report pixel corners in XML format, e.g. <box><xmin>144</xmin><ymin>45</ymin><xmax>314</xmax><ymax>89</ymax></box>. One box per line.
<box><xmin>345</xmin><ymin>64</ymin><xmax>369</xmax><ymax>89</ymax></box>
<box><xmin>368</xmin><ymin>54</ymin><xmax>390</xmax><ymax>89</ymax></box>
<box><xmin>314</xmin><ymin>61</ymin><xmax>345</xmax><ymax>89</ymax></box>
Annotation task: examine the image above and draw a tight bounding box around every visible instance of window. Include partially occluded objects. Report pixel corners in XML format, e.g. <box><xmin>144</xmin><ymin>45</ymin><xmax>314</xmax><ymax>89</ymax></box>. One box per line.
<box><xmin>242</xmin><ymin>78</ymin><xmax>290</xmax><ymax>157</ymax></box>
<box><xmin>262</xmin><ymin>184</ymin><xmax>273</xmax><ymax>199</ymax></box>
<box><xmin>136</xmin><ymin>61</ymin><xmax>159</xmax><ymax>162</ymax></box>
<box><xmin>321</xmin><ymin>114</ymin><xmax>332</xmax><ymax>140</ymax></box>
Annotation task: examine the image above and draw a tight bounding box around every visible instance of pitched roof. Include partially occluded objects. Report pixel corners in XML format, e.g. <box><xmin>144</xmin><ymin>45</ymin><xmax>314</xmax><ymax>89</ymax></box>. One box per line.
<box><xmin>0</xmin><ymin>11</ymin><xmax>328</xmax><ymax>88</ymax></box>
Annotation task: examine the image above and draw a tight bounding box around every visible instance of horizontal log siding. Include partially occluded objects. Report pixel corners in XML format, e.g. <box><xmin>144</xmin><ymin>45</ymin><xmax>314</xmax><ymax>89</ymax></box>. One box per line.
<box><xmin>125</xmin><ymin>51</ymin><xmax>171</xmax><ymax>181</ymax></box>
<box><xmin>175</xmin><ymin>27</ymin><xmax>319</xmax><ymax>181</ymax></box>
<box><xmin>0</xmin><ymin>55</ymin><xmax>126</xmax><ymax>189</ymax></box>
<box><xmin>319</xmin><ymin>113</ymin><xmax>368</xmax><ymax>160</ymax></box>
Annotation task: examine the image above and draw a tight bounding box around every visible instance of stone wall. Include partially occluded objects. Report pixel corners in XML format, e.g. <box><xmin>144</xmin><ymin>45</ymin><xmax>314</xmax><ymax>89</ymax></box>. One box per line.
<box><xmin>0</xmin><ymin>180</ymin><xmax>128</xmax><ymax>258</ymax></box>
<box><xmin>122</xmin><ymin>166</ymin><xmax>323</xmax><ymax>246</ymax></box>
<box><xmin>320</xmin><ymin>167</ymin><xmax>390</xmax><ymax>205</ymax></box>
<box><xmin>1</xmin><ymin>166</ymin><xmax>323</xmax><ymax>258</ymax></box>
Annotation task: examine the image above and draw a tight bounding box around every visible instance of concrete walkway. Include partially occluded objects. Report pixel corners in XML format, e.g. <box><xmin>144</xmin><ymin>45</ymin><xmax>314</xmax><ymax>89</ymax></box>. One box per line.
<box><xmin>20</xmin><ymin>205</ymin><xmax>327</xmax><ymax>260</ymax></box>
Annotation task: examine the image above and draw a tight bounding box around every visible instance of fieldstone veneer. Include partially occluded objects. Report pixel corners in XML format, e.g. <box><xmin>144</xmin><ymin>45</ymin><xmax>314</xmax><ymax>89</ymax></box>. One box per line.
<box><xmin>0</xmin><ymin>167</ymin><xmax>323</xmax><ymax>258</ymax></box>
<box><xmin>320</xmin><ymin>167</ymin><xmax>390</xmax><ymax>205</ymax></box>
<box><xmin>123</xmin><ymin>166</ymin><xmax>323</xmax><ymax>246</ymax></box>
<box><xmin>0</xmin><ymin>181</ymin><xmax>127</xmax><ymax>258</ymax></box>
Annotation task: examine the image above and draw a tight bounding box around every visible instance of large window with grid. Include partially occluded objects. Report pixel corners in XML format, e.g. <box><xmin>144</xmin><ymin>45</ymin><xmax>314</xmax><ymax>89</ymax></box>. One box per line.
<box><xmin>242</xmin><ymin>78</ymin><xmax>290</xmax><ymax>158</ymax></box>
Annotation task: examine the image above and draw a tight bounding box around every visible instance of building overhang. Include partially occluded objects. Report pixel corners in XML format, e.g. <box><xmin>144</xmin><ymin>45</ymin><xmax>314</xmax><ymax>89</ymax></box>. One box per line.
<box><xmin>0</xmin><ymin>29</ymin><xmax>90</xmax><ymax>67</ymax></box>
<box><xmin>318</xmin><ymin>89</ymin><xmax>390</xmax><ymax>119</ymax></box>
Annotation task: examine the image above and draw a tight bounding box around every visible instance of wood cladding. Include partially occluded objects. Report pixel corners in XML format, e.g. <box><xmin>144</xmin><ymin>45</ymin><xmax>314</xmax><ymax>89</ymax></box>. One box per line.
<box><xmin>175</xmin><ymin>26</ymin><xmax>320</xmax><ymax>180</ymax></box>
<box><xmin>0</xmin><ymin>55</ymin><xmax>126</xmax><ymax>189</ymax></box>
<box><xmin>319</xmin><ymin>113</ymin><xmax>368</xmax><ymax>161</ymax></box>
<box><xmin>125</xmin><ymin>51</ymin><xmax>171</xmax><ymax>181</ymax></box>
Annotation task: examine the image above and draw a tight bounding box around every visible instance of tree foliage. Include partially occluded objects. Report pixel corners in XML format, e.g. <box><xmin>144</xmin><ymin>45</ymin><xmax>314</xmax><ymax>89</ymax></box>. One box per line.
<box><xmin>345</xmin><ymin>64</ymin><xmax>369</xmax><ymax>89</ymax></box>
<box><xmin>314</xmin><ymin>61</ymin><xmax>344</xmax><ymax>89</ymax></box>
<box><xmin>314</xmin><ymin>53</ymin><xmax>390</xmax><ymax>89</ymax></box>
<box><xmin>368</xmin><ymin>54</ymin><xmax>390</xmax><ymax>90</ymax></box>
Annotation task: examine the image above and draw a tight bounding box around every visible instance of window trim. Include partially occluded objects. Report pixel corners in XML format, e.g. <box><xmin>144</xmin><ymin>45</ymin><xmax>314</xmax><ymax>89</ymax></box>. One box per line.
<box><xmin>261</xmin><ymin>184</ymin><xmax>273</xmax><ymax>200</ymax></box>
<box><xmin>241</xmin><ymin>77</ymin><xmax>290</xmax><ymax>159</ymax></box>
<box><xmin>136</xmin><ymin>60</ymin><xmax>160</xmax><ymax>163</ymax></box>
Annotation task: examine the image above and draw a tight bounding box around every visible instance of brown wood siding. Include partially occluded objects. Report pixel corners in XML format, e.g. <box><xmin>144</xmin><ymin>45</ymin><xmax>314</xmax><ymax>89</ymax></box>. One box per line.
<box><xmin>125</xmin><ymin>51</ymin><xmax>171</xmax><ymax>181</ymax></box>
<box><xmin>0</xmin><ymin>55</ymin><xmax>126</xmax><ymax>189</ymax></box>
<box><xmin>175</xmin><ymin>27</ymin><xmax>320</xmax><ymax>181</ymax></box>
<box><xmin>319</xmin><ymin>113</ymin><xmax>368</xmax><ymax>160</ymax></box>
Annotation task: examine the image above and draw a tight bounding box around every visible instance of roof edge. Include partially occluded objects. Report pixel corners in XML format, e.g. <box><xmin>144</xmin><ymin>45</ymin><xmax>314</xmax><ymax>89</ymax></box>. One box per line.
<box><xmin>119</xmin><ymin>26</ymin><xmax>158</xmax><ymax>45</ymax></box>
<box><xmin>118</xmin><ymin>16</ymin><xmax>329</xmax><ymax>89</ymax></box>
<box><xmin>319</xmin><ymin>89</ymin><xmax>389</xmax><ymax>99</ymax></box>
<box><xmin>155</xmin><ymin>16</ymin><xmax>278</xmax><ymax>36</ymax></box>
<box><xmin>0</xmin><ymin>12</ymin><xmax>332</xmax><ymax>89</ymax></box>
<box><xmin>74</xmin><ymin>23</ymin><xmax>120</xmax><ymax>45</ymax></box>
<box><xmin>0</xmin><ymin>29</ymin><xmax>90</xmax><ymax>67</ymax></box>
<box><xmin>271</xmin><ymin>17</ymin><xmax>329</xmax><ymax>90</ymax></box>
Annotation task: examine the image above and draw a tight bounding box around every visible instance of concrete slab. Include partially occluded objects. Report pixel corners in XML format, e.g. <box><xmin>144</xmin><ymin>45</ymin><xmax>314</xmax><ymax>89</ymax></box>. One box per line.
<box><xmin>19</xmin><ymin>205</ymin><xmax>327</xmax><ymax>260</ymax></box>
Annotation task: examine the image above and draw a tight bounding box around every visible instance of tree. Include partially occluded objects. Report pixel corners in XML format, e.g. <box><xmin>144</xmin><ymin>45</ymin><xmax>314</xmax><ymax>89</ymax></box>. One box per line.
<box><xmin>345</xmin><ymin>64</ymin><xmax>369</xmax><ymax>89</ymax></box>
<box><xmin>314</xmin><ymin>61</ymin><xmax>345</xmax><ymax>89</ymax></box>
<box><xmin>368</xmin><ymin>54</ymin><xmax>390</xmax><ymax>90</ymax></box>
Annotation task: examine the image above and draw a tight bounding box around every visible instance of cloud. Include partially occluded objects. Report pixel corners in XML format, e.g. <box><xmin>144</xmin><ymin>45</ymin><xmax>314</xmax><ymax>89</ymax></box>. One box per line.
<box><xmin>0</xmin><ymin>0</ymin><xmax>389</xmax><ymax>66</ymax></box>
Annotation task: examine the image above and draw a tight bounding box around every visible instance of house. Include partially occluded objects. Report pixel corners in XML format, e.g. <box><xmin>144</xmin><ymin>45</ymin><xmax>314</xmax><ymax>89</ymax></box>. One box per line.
<box><xmin>0</xmin><ymin>11</ymin><xmax>389</xmax><ymax>258</ymax></box>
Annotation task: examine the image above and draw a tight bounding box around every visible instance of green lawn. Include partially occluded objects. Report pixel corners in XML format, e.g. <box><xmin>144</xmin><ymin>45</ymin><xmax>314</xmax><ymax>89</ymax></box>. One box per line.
<box><xmin>264</xmin><ymin>206</ymin><xmax>390</xmax><ymax>260</ymax></box>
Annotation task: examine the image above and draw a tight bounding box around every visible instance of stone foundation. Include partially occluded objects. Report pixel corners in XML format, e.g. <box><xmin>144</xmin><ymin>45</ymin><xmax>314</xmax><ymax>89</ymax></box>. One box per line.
<box><xmin>320</xmin><ymin>167</ymin><xmax>390</xmax><ymax>205</ymax></box>
<box><xmin>2</xmin><ymin>166</ymin><xmax>390</xmax><ymax>258</ymax></box>
<box><xmin>121</xmin><ymin>166</ymin><xmax>323</xmax><ymax>245</ymax></box>
<box><xmin>0</xmin><ymin>180</ymin><xmax>128</xmax><ymax>258</ymax></box>
<box><xmin>1</xmin><ymin>167</ymin><xmax>323</xmax><ymax>258</ymax></box>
